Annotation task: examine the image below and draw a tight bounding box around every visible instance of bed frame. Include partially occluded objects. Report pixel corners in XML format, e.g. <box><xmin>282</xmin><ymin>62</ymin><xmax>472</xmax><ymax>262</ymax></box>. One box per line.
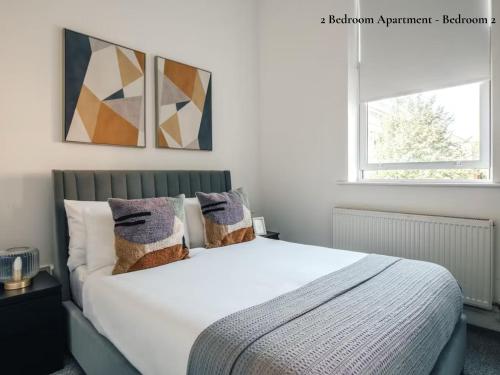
<box><xmin>52</xmin><ymin>169</ymin><xmax>466</xmax><ymax>375</ymax></box>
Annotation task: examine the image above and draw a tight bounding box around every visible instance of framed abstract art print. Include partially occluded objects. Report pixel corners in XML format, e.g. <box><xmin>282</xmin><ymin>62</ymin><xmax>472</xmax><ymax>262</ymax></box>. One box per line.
<box><xmin>155</xmin><ymin>56</ymin><xmax>212</xmax><ymax>150</ymax></box>
<box><xmin>64</xmin><ymin>29</ymin><xmax>146</xmax><ymax>147</ymax></box>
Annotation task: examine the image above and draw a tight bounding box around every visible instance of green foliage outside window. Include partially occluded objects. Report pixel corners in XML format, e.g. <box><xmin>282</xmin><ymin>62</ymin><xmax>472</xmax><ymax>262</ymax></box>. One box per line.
<box><xmin>367</xmin><ymin>95</ymin><xmax>487</xmax><ymax>180</ymax></box>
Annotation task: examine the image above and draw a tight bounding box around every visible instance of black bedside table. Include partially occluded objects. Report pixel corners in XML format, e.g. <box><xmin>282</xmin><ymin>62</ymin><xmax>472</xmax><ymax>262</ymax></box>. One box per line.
<box><xmin>259</xmin><ymin>231</ymin><xmax>280</xmax><ymax>240</ymax></box>
<box><xmin>0</xmin><ymin>271</ymin><xmax>64</xmax><ymax>375</ymax></box>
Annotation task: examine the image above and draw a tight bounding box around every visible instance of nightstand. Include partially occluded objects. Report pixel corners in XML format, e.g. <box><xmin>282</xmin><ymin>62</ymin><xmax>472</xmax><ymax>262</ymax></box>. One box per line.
<box><xmin>0</xmin><ymin>271</ymin><xmax>64</xmax><ymax>374</ymax></box>
<box><xmin>259</xmin><ymin>231</ymin><xmax>280</xmax><ymax>240</ymax></box>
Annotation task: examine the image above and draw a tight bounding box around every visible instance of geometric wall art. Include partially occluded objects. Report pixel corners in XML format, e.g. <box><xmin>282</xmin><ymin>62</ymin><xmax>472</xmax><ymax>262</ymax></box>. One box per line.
<box><xmin>155</xmin><ymin>56</ymin><xmax>212</xmax><ymax>150</ymax></box>
<box><xmin>64</xmin><ymin>29</ymin><xmax>146</xmax><ymax>147</ymax></box>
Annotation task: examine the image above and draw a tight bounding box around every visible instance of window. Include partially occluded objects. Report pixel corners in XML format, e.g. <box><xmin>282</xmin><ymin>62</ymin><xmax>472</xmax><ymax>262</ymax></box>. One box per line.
<box><xmin>360</xmin><ymin>82</ymin><xmax>490</xmax><ymax>180</ymax></box>
<box><xmin>355</xmin><ymin>0</ymin><xmax>491</xmax><ymax>181</ymax></box>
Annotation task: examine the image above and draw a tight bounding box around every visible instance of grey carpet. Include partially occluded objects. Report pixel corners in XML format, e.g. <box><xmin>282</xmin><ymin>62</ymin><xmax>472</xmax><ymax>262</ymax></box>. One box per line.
<box><xmin>52</xmin><ymin>325</ymin><xmax>500</xmax><ymax>375</ymax></box>
<box><xmin>51</xmin><ymin>355</ymin><xmax>84</xmax><ymax>375</ymax></box>
<box><xmin>464</xmin><ymin>325</ymin><xmax>500</xmax><ymax>375</ymax></box>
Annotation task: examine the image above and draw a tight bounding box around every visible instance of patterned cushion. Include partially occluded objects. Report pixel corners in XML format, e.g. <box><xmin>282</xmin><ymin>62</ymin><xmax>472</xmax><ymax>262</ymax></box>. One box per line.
<box><xmin>196</xmin><ymin>188</ymin><xmax>255</xmax><ymax>248</ymax></box>
<box><xmin>108</xmin><ymin>196</ymin><xmax>188</xmax><ymax>275</ymax></box>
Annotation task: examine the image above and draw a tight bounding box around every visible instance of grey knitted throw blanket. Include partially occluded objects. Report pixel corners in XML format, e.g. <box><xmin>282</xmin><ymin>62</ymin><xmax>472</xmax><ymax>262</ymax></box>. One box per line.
<box><xmin>187</xmin><ymin>254</ymin><xmax>463</xmax><ymax>375</ymax></box>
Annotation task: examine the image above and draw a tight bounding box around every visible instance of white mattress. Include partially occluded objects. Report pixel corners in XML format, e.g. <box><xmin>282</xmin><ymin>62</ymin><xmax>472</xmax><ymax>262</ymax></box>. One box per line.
<box><xmin>70</xmin><ymin>265</ymin><xmax>88</xmax><ymax>308</ymax></box>
<box><xmin>83</xmin><ymin>237</ymin><xmax>366</xmax><ymax>375</ymax></box>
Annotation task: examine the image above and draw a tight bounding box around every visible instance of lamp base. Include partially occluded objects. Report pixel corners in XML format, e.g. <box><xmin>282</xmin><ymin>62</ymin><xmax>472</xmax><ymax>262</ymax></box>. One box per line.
<box><xmin>3</xmin><ymin>278</ymin><xmax>31</xmax><ymax>290</ymax></box>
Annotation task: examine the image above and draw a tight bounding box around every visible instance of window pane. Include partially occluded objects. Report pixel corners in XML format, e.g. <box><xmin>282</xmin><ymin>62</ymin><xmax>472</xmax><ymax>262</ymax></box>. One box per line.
<box><xmin>367</xmin><ymin>83</ymin><xmax>483</xmax><ymax>164</ymax></box>
<box><xmin>364</xmin><ymin>169</ymin><xmax>489</xmax><ymax>181</ymax></box>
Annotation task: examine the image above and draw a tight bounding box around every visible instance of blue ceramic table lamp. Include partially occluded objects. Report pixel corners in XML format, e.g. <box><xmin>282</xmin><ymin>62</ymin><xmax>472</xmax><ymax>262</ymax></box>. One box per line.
<box><xmin>0</xmin><ymin>247</ymin><xmax>40</xmax><ymax>290</ymax></box>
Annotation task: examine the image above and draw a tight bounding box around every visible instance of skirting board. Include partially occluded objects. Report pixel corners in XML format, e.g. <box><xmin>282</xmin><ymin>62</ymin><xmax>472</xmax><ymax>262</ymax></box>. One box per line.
<box><xmin>464</xmin><ymin>305</ymin><xmax>500</xmax><ymax>333</ymax></box>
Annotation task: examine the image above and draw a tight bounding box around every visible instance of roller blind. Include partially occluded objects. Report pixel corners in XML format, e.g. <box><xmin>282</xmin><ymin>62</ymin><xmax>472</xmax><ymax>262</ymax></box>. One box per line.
<box><xmin>359</xmin><ymin>0</ymin><xmax>491</xmax><ymax>102</ymax></box>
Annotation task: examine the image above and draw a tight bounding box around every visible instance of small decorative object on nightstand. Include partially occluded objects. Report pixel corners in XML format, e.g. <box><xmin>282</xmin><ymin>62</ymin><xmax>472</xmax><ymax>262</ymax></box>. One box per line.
<box><xmin>260</xmin><ymin>231</ymin><xmax>280</xmax><ymax>240</ymax></box>
<box><xmin>0</xmin><ymin>271</ymin><xmax>64</xmax><ymax>374</ymax></box>
<box><xmin>252</xmin><ymin>216</ymin><xmax>267</xmax><ymax>236</ymax></box>
<box><xmin>0</xmin><ymin>247</ymin><xmax>40</xmax><ymax>290</ymax></box>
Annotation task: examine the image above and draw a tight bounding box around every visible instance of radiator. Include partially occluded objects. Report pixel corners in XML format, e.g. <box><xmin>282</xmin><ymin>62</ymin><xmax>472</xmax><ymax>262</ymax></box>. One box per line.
<box><xmin>332</xmin><ymin>208</ymin><xmax>494</xmax><ymax>309</ymax></box>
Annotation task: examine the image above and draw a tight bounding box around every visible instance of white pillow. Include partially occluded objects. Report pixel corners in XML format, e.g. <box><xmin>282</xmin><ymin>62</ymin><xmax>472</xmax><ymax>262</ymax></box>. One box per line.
<box><xmin>83</xmin><ymin>204</ymin><xmax>116</xmax><ymax>273</ymax></box>
<box><xmin>177</xmin><ymin>194</ymin><xmax>189</xmax><ymax>248</ymax></box>
<box><xmin>64</xmin><ymin>200</ymin><xmax>109</xmax><ymax>271</ymax></box>
<box><xmin>184</xmin><ymin>197</ymin><xmax>205</xmax><ymax>248</ymax></box>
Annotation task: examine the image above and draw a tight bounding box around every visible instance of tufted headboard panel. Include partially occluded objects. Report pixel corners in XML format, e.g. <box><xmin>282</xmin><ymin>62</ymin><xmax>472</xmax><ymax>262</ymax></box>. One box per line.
<box><xmin>52</xmin><ymin>170</ymin><xmax>231</xmax><ymax>300</ymax></box>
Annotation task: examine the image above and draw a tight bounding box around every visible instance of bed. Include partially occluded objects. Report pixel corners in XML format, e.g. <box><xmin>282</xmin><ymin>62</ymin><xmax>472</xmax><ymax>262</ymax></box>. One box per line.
<box><xmin>53</xmin><ymin>170</ymin><xmax>466</xmax><ymax>375</ymax></box>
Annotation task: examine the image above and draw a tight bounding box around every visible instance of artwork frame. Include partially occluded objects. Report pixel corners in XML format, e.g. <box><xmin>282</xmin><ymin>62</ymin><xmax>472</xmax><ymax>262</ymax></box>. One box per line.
<box><xmin>252</xmin><ymin>217</ymin><xmax>267</xmax><ymax>236</ymax></box>
<box><xmin>154</xmin><ymin>55</ymin><xmax>212</xmax><ymax>150</ymax></box>
<box><xmin>64</xmin><ymin>29</ymin><xmax>146</xmax><ymax>147</ymax></box>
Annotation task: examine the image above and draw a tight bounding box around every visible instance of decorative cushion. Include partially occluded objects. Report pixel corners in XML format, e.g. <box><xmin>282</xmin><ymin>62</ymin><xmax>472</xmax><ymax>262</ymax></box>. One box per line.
<box><xmin>196</xmin><ymin>188</ymin><xmax>255</xmax><ymax>248</ymax></box>
<box><xmin>108</xmin><ymin>197</ymin><xmax>189</xmax><ymax>275</ymax></box>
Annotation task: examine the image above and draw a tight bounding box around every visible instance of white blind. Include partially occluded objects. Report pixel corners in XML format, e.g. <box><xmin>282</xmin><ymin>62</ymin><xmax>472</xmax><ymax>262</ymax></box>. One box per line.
<box><xmin>359</xmin><ymin>0</ymin><xmax>491</xmax><ymax>102</ymax></box>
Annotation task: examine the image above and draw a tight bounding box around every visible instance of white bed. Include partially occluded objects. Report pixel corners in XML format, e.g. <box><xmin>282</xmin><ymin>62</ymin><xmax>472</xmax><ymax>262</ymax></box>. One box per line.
<box><xmin>82</xmin><ymin>237</ymin><xmax>365</xmax><ymax>375</ymax></box>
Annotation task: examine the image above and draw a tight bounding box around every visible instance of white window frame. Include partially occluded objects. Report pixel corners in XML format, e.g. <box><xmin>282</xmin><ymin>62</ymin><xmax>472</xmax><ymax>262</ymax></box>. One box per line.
<box><xmin>358</xmin><ymin>81</ymin><xmax>491</xmax><ymax>179</ymax></box>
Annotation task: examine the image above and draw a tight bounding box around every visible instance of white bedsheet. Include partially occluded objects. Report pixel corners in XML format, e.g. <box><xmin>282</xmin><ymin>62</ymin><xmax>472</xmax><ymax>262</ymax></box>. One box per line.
<box><xmin>70</xmin><ymin>265</ymin><xmax>88</xmax><ymax>308</ymax></box>
<box><xmin>82</xmin><ymin>238</ymin><xmax>366</xmax><ymax>375</ymax></box>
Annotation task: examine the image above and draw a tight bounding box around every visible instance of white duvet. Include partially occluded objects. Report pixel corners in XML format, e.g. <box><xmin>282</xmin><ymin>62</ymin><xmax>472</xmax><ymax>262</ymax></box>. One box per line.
<box><xmin>83</xmin><ymin>237</ymin><xmax>366</xmax><ymax>375</ymax></box>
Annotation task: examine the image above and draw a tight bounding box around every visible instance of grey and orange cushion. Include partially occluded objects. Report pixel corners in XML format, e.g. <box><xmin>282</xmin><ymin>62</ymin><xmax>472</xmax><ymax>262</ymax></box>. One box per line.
<box><xmin>196</xmin><ymin>188</ymin><xmax>255</xmax><ymax>248</ymax></box>
<box><xmin>108</xmin><ymin>196</ymin><xmax>188</xmax><ymax>275</ymax></box>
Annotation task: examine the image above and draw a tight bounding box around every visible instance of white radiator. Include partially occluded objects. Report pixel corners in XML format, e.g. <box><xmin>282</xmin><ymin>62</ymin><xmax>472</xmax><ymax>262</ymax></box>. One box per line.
<box><xmin>332</xmin><ymin>208</ymin><xmax>494</xmax><ymax>309</ymax></box>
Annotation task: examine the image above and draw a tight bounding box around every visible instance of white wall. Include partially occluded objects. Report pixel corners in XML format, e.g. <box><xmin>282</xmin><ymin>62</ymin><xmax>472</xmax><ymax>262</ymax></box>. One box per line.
<box><xmin>0</xmin><ymin>0</ymin><xmax>261</xmax><ymax>266</ymax></box>
<box><xmin>258</xmin><ymin>0</ymin><xmax>500</xmax><ymax>302</ymax></box>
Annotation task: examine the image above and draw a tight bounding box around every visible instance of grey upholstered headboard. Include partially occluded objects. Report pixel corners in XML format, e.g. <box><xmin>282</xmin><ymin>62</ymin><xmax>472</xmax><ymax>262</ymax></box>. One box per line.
<box><xmin>52</xmin><ymin>170</ymin><xmax>231</xmax><ymax>300</ymax></box>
